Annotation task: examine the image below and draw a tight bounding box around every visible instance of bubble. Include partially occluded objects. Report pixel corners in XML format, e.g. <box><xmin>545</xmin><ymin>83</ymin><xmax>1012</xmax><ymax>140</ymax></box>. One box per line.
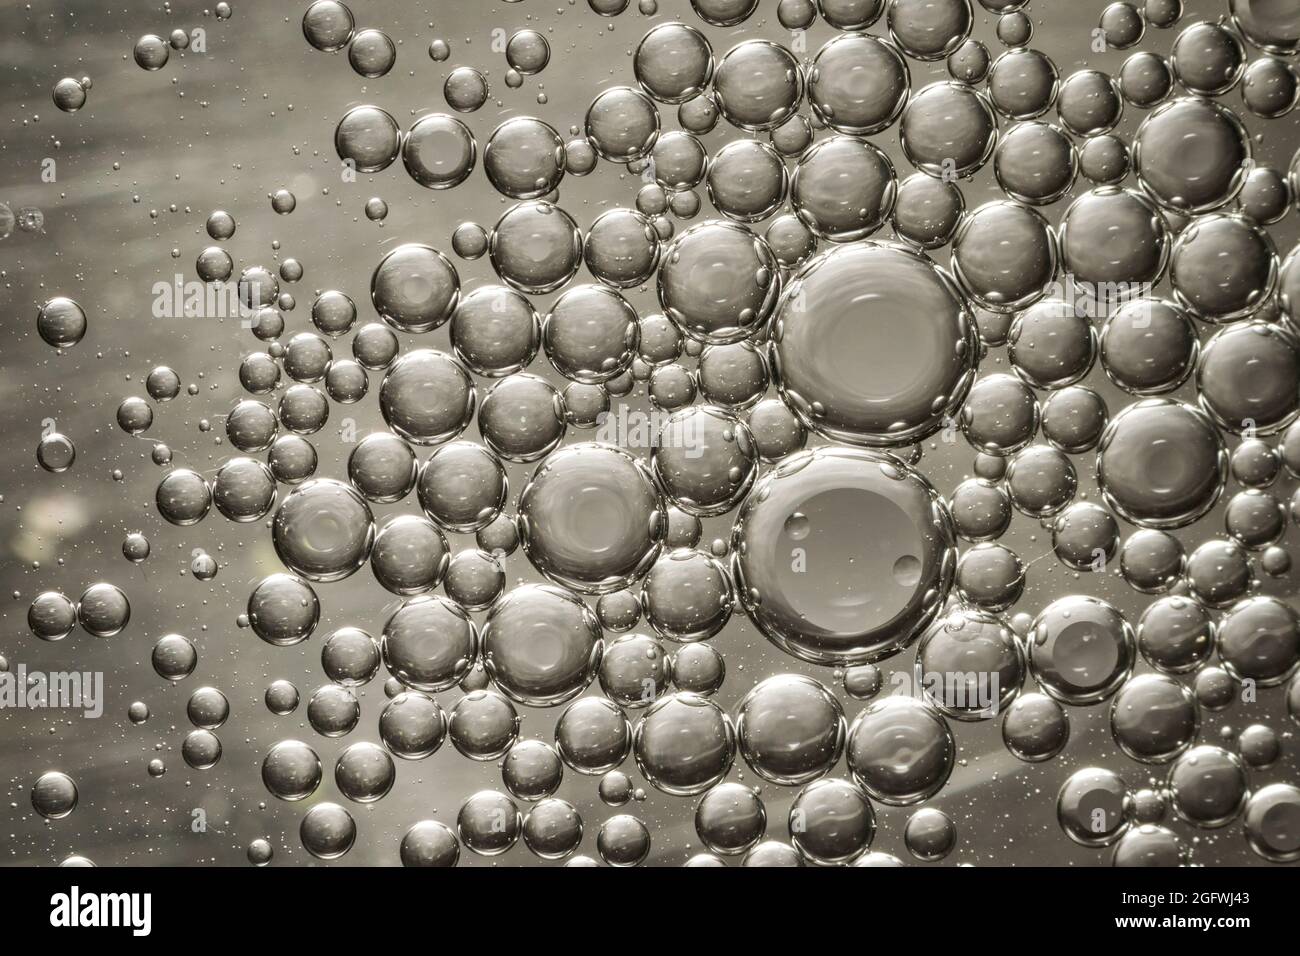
<box><xmin>482</xmin><ymin>116</ymin><xmax>564</xmax><ymax>200</ymax></box>
<box><xmin>36</xmin><ymin>297</ymin><xmax>87</xmax><ymax>348</ymax></box>
<box><xmin>954</xmin><ymin>543</ymin><xmax>1023</xmax><ymax>612</ymax></box>
<box><xmin>133</xmin><ymin>34</ymin><xmax>169</xmax><ymax>70</ymax></box>
<box><xmin>444</xmin><ymin>66</ymin><xmax>489</xmax><ymax>113</ymax></box>
<box><xmin>633</xmin><ymin>22</ymin><xmax>714</xmax><ymax>103</ymax></box>
<box><xmin>270</xmin><ymin>478</ymin><xmax>374</xmax><ymax>583</ymax></box>
<box><xmin>1170</xmin><ymin>213</ymin><xmax>1277</xmax><ymax>323</ymax></box>
<box><xmin>1198</xmin><ymin>320</ymin><xmax>1298</xmax><ymax>436</ymax></box>
<box><xmin>634</xmin><ymin>692</ymin><xmax>735</xmax><ymax>796</ymax></box>
<box><xmin>415</xmin><ymin>441</ymin><xmax>506</xmax><ymax>535</ymax></box>
<box><xmin>1237</xmin><ymin>722</ymin><xmax>1280</xmax><ymax>768</ymax></box>
<box><xmin>584</xmin><ymin>208</ymin><xmax>660</xmax><ymax>288</ymax></box>
<box><xmin>52</xmin><ymin>77</ymin><xmax>87</xmax><ymax>112</ymax></box>
<box><xmin>1133</xmin><ymin>97</ymin><xmax>1250</xmax><ymax>214</ymax></box>
<box><xmin>22</xmin><ymin>592</ymin><xmax>68</xmax><ymax>642</ymax></box>
<box><xmin>951</xmin><ymin>478</ymin><xmax>1008</xmax><ymax>546</ymax></box>
<box><xmin>522</xmin><ymin>799</ymin><xmax>583</xmax><ymax>860</ymax></box>
<box><xmin>518</xmin><ymin>443</ymin><xmax>663</xmax><ymax>593</ymax></box>
<box><xmin>1217</xmin><ymin>595</ymin><xmax>1299</xmax><ymax>686</ymax></box>
<box><xmin>156</xmin><ymin>468</ymin><xmax>212</xmax><ymax>526</ymax></box>
<box><xmin>449</xmin><ymin>690</ymin><xmax>520</xmax><ymax>760</ymax></box>
<box><xmin>1028</xmin><ymin>595</ymin><xmax>1135</xmax><ymax>705</ymax></box>
<box><xmin>773</xmin><ymin>242</ymin><xmax>975</xmax><ymax>446</ymax></box>
<box><xmin>916</xmin><ymin>605</ymin><xmax>1024</xmax><ymax>718</ymax></box>
<box><xmin>1243</xmin><ymin>783</ymin><xmax>1300</xmax><ymax>863</ymax></box>
<box><xmin>902</xmin><ymin>807</ymin><xmax>954</xmax><ymax>862</ymax></box>
<box><xmin>847</xmin><ymin>696</ymin><xmax>954</xmax><ymax>805</ymax></box>
<box><xmin>1001</xmin><ymin>692</ymin><xmax>1069</xmax><ymax>762</ymax></box>
<box><xmin>379</xmin><ymin>349</ymin><xmax>476</xmax><ymax>447</ymax></box>
<box><xmin>381</xmin><ymin>595</ymin><xmax>477</xmax><ymax>692</ymax></box>
<box><xmin>806</xmin><ymin>34</ymin><xmax>909</xmax><ymax>137</ymax></box>
<box><xmin>1005</xmin><ymin>443</ymin><xmax>1077</xmax><ymax>517</ymax></box>
<box><xmin>712</xmin><ymin>39</ymin><xmax>803</xmax><ymax>132</ymax></box>
<box><xmin>693</xmin><ymin>782</ymin><xmax>764</xmax><ymax>856</ymax></box>
<box><xmin>479</xmin><ymin>373</ymin><xmax>566</xmax><ymax>462</ymax></box>
<box><xmin>584</xmin><ymin>86</ymin><xmax>660</xmax><ymax>162</ymax></box>
<box><xmin>151</xmin><ymin>633</ymin><xmax>197</xmax><ymax>682</ymax></box>
<box><xmin>818</xmin><ymin>0</ymin><xmax>884</xmax><ymax>31</ymax></box>
<box><xmin>482</xmin><ymin>583</ymin><xmax>602</xmax><ymax>706</ymax></box>
<box><xmin>300</xmin><ymin>802</ymin><xmax>356</xmax><ymax>860</ymax></box>
<box><xmin>400</xmin><ymin>820</ymin><xmax>460</xmax><ymax>867</ymax></box>
<box><xmin>541</xmin><ymin>284</ymin><xmax>638</xmax><ymax>386</ymax></box>
<box><xmin>952</xmin><ymin>201</ymin><xmax>1058</xmax><ymax>313</ymax></box>
<box><xmin>1109</xmin><ymin>516</ymin><xmax>1180</xmax><ymax>575</ymax></box>
<box><xmin>1099</xmin><ymin>297</ymin><xmax>1197</xmax><ymax>396</ymax></box>
<box><xmin>335</xmin><ymin>105</ymin><xmax>401</xmax><ymax>174</ymax></box>
<box><xmin>735</xmin><ymin>447</ymin><xmax>955</xmax><ymax>664</ymax></box>
<box><xmin>987</xmin><ymin>47</ymin><xmax>1059</xmax><ymax>120</ymax></box>
<box><xmin>891</xmin><ymin>172</ymin><xmax>964</xmax><ymax>249</ymax></box>
<box><xmin>960</xmin><ymin>373</ymin><xmax>1040</xmax><ymax>455</ymax></box>
<box><xmin>445</xmin><ymin>550</ymin><xmax>501</xmax><ymax>615</ymax></box>
<box><xmin>302</xmin><ymin>0</ymin><xmax>354</xmax><ymax>52</ymax></box>
<box><xmin>36</xmin><ymin>432</ymin><xmax>75</xmax><ymax>473</ymax></box>
<box><xmin>1052</xmin><ymin>501</ymin><xmax>1119</xmax><ymax>571</ymax></box>
<box><xmin>1059</xmin><ymin>187</ymin><xmax>1170</xmax><ymax>292</ymax></box>
<box><xmin>116</xmin><ymin>396</ymin><xmax>153</xmax><ymax>436</ymax></box>
<box><xmin>31</xmin><ymin>771</ymin><xmax>78</xmax><ymax>819</ymax></box>
<box><xmin>506</xmin><ymin>29</ymin><xmax>550</xmax><ymax>75</ymax></box>
<box><xmin>1225</xmin><ymin>489</ymin><xmax>1286</xmax><ymax>549</ymax></box>
<box><xmin>1057</xmin><ymin>767</ymin><xmax>1131</xmax><ymax>846</ymax></box>
<box><xmin>76</xmin><ymin>582</ymin><xmax>130</xmax><ymax>638</ymax></box>
<box><xmin>268</xmin><ymin>434</ymin><xmax>318</xmax><ymax>483</ymax></box>
<box><xmin>1041</xmin><ymin>386</ymin><xmax>1108</xmax><ymax>454</ymax></box>
<box><xmin>555</xmin><ymin>697</ymin><xmax>632</xmax><ymax>774</ymax></box>
<box><xmin>456</xmin><ymin>790</ymin><xmax>521</xmax><ymax>857</ymax></box>
<box><xmin>397</xmin><ymin>114</ymin><xmax>476</xmax><ymax>190</ymax></box>
<box><xmin>1167</xmin><ymin>745</ymin><xmax>1248</xmax><ymax>828</ymax></box>
<box><xmin>370</xmin><ymin>243</ymin><xmax>460</xmax><ymax>334</ymax></box>
<box><xmin>1097</xmin><ymin>399</ymin><xmax>1226</xmax><ymax>529</ymax></box>
<box><xmin>641</xmin><ymin>548</ymin><xmax>734</xmax><ymax>642</ymax></box>
<box><xmin>790</xmin><ymin>135</ymin><xmax>896</xmax><ymax>241</ymax></box>
<box><xmin>657</xmin><ymin>219</ymin><xmax>779</xmax><ymax>344</ymax></box>
<box><xmin>490</xmin><ymin>200</ymin><xmax>584</xmax><ymax>295</ymax></box>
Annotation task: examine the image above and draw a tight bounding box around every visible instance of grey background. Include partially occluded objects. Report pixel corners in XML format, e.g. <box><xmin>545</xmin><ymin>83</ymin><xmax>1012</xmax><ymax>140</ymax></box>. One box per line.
<box><xmin>0</xmin><ymin>0</ymin><xmax>1296</xmax><ymax>866</ymax></box>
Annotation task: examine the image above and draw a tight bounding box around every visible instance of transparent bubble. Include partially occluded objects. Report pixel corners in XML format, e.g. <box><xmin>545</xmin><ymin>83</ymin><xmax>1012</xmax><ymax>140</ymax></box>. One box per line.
<box><xmin>657</xmin><ymin>219</ymin><xmax>778</xmax><ymax>344</ymax></box>
<box><xmin>479</xmin><ymin>373</ymin><xmax>566</xmax><ymax>462</ymax></box>
<box><xmin>916</xmin><ymin>605</ymin><xmax>1023</xmax><ymax>719</ymax></box>
<box><xmin>1099</xmin><ymin>297</ymin><xmax>1197</xmax><ymax>396</ymax></box>
<box><xmin>483</xmin><ymin>116</ymin><xmax>564</xmax><ymax>199</ymax></box>
<box><xmin>335</xmin><ymin>104</ymin><xmax>401</xmax><ymax>173</ymax></box>
<box><xmin>846</xmin><ymin>696</ymin><xmax>954</xmax><ymax>805</ymax></box>
<box><xmin>482</xmin><ymin>583</ymin><xmax>602</xmax><ymax>706</ymax></box>
<box><xmin>1133</xmin><ymin>97</ymin><xmax>1250</xmax><ymax>214</ymax></box>
<box><xmin>634</xmin><ymin>692</ymin><xmax>735</xmax><ymax>796</ymax></box>
<box><xmin>952</xmin><ymin>201</ymin><xmax>1058</xmax><ymax>313</ymax></box>
<box><xmin>518</xmin><ymin>443</ymin><xmax>663</xmax><ymax>593</ymax></box>
<box><xmin>555</xmin><ymin>697</ymin><xmax>632</xmax><ymax>774</ymax></box>
<box><xmin>1167</xmin><ymin>745</ymin><xmax>1248</xmax><ymax>828</ymax></box>
<box><xmin>381</xmin><ymin>594</ymin><xmax>477</xmax><ymax>692</ymax></box>
<box><xmin>736</xmin><ymin>674</ymin><xmax>845</xmax><ymax>785</ymax></box>
<box><xmin>371</xmin><ymin>244</ymin><xmax>460</xmax><ymax>334</ymax></box>
<box><xmin>735</xmin><ymin>446</ymin><xmax>955</xmax><ymax>664</ymax></box>
<box><xmin>379</xmin><ymin>349</ymin><xmax>475</xmax><ymax>446</ymax></box>
<box><xmin>490</xmin><ymin>201</ymin><xmax>584</xmax><ymax>295</ymax></box>
<box><xmin>1097</xmin><ymin>399</ymin><xmax>1226</xmax><ymax>529</ymax></box>
<box><xmin>712</xmin><ymin>40</ymin><xmax>802</xmax><ymax>132</ymax></box>
<box><xmin>449</xmin><ymin>690</ymin><xmax>520</xmax><ymax>760</ymax></box>
<box><xmin>634</xmin><ymin>22</ymin><xmax>714</xmax><ymax>103</ymax></box>
<box><xmin>36</xmin><ymin>297</ymin><xmax>87</xmax><ymax>348</ymax></box>
<box><xmin>1001</xmin><ymin>692</ymin><xmax>1069</xmax><ymax>762</ymax></box>
<box><xmin>400</xmin><ymin>820</ymin><xmax>459</xmax><ymax>867</ymax></box>
<box><xmin>1170</xmin><ymin>213</ymin><xmax>1276</xmax><ymax>323</ymax></box>
<box><xmin>1057</xmin><ymin>766</ymin><xmax>1131</xmax><ymax>846</ymax></box>
<box><xmin>773</xmin><ymin>242</ymin><xmax>974</xmax><ymax>446</ymax></box>
<box><xmin>1028</xmin><ymin>595</ymin><xmax>1135</xmax><ymax>705</ymax></box>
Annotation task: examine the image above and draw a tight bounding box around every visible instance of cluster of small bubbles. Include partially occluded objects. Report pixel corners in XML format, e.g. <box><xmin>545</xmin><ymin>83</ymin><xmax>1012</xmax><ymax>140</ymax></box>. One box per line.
<box><xmin>18</xmin><ymin>0</ymin><xmax>1300</xmax><ymax>871</ymax></box>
